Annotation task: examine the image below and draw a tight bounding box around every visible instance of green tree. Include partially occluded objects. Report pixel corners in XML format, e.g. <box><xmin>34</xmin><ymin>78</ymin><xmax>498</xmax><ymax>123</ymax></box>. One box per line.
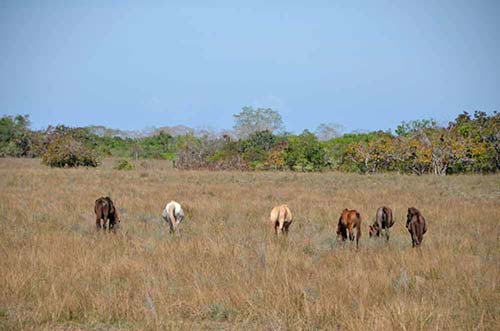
<box><xmin>239</xmin><ymin>130</ymin><xmax>281</xmax><ymax>168</ymax></box>
<box><xmin>0</xmin><ymin>114</ymin><xmax>38</xmax><ymax>157</ymax></box>
<box><xmin>395</xmin><ymin>118</ymin><xmax>437</xmax><ymax>136</ymax></box>
<box><xmin>284</xmin><ymin>130</ymin><xmax>326</xmax><ymax>171</ymax></box>
<box><xmin>448</xmin><ymin>111</ymin><xmax>499</xmax><ymax>173</ymax></box>
<box><xmin>324</xmin><ymin>131</ymin><xmax>391</xmax><ymax>172</ymax></box>
<box><xmin>139</xmin><ymin>131</ymin><xmax>175</xmax><ymax>159</ymax></box>
<box><xmin>42</xmin><ymin>135</ymin><xmax>98</xmax><ymax>167</ymax></box>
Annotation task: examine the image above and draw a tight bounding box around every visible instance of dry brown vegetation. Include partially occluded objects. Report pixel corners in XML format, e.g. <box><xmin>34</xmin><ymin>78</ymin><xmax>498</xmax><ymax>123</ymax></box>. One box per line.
<box><xmin>0</xmin><ymin>158</ymin><xmax>499</xmax><ymax>330</ymax></box>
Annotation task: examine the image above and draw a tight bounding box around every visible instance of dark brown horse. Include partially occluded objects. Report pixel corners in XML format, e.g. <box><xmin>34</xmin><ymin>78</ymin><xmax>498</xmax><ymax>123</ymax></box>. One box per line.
<box><xmin>337</xmin><ymin>209</ymin><xmax>362</xmax><ymax>248</ymax></box>
<box><xmin>406</xmin><ymin>207</ymin><xmax>427</xmax><ymax>247</ymax></box>
<box><xmin>95</xmin><ymin>197</ymin><xmax>120</xmax><ymax>232</ymax></box>
<box><xmin>369</xmin><ymin>206</ymin><xmax>395</xmax><ymax>241</ymax></box>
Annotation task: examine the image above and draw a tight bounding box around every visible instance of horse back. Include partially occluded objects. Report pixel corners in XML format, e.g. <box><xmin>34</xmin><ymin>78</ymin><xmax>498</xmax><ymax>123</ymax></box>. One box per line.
<box><xmin>382</xmin><ymin>206</ymin><xmax>394</xmax><ymax>228</ymax></box>
<box><xmin>270</xmin><ymin>204</ymin><xmax>292</xmax><ymax>223</ymax></box>
<box><xmin>340</xmin><ymin>209</ymin><xmax>361</xmax><ymax>227</ymax></box>
<box><xmin>419</xmin><ymin>214</ymin><xmax>427</xmax><ymax>234</ymax></box>
<box><xmin>95</xmin><ymin>197</ymin><xmax>112</xmax><ymax>218</ymax></box>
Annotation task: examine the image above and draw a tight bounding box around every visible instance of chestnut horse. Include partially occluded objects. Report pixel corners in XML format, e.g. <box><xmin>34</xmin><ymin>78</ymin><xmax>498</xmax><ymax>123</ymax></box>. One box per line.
<box><xmin>337</xmin><ymin>209</ymin><xmax>362</xmax><ymax>248</ymax></box>
<box><xmin>406</xmin><ymin>207</ymin><xmax>427</xmax><ymax>247</ymax></box>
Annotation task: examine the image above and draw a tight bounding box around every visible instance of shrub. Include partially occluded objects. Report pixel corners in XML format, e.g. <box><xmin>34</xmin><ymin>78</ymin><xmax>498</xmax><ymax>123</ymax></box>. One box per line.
<box><xmin>114</xmin><ymin>159</ymin><xmax>135</xmax><ymax>170</ymax></box>
<box><xmin>284</xmin><ymin>130</ymin><xmax>327</xmax><ymax>171</ymax></box>
<box><xmin>42</xmin><ymin>136</ymin><xmax>98</xmax><ymax>167</ymax></box>
<box><xmin>161</xmin><ymin>151</ymin><xmax>176</xmax><ymax>160</ymax></box>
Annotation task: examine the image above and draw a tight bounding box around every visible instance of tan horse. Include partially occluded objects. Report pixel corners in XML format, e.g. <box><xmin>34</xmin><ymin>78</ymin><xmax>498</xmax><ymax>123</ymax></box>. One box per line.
<box><xmin>337</xmin><ymin>209</ymin><xmax>362</xmax><ymax>248</ymax></box>
<box><xmin>406</xmin><ymin>207</ymin><xmax>427</xmax><ymax>247</ymax></box>
<box><xmin>270</xmin><ymin>204</ymin><xmax>293</xmax><ymax>236</ymax></box>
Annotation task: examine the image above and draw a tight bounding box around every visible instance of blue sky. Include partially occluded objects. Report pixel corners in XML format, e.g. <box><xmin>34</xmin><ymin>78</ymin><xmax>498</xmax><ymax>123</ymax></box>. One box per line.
<box><xmin>1</xmin><ymin>0</ymin><xmax>499</xmax><ymax>133</ymax></box>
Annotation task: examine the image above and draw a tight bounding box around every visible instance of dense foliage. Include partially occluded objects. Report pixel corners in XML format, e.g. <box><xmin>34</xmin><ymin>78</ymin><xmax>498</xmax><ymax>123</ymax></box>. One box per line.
<box><xmin>42</xmin><ymin>135</ymin><xmax>98</xmax><ymax>168</ymax></box>
<box><xmin>114</xmin><ymin>159</ymin><xmax>135</xmax><ymax>170</ymax></box>
<box><xmin>1</xmin><ymin>110</ymin><xmax>498</xmax><ymax>174</ymax></box>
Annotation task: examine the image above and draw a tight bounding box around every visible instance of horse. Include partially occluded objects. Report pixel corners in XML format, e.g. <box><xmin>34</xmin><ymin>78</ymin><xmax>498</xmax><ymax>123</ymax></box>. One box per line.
<box><xmin>369</xmin><ymin>206</ymin><xmax>395</xmax><ymax>241</ymax></box>
<box><xmin>337</xmin><ymin>209</ymin><xmax>362</xmax><ymax>248</ymax></box>
<box><xmin>95</xmin><ymin>197</ymin><xmax>120</xmax><ymax>232</ymax></box>
<box><xmin>406</xmin><ymin>207</ymin><xmax>427</xmax><ymax>247</ymax></box>
<box><xmin>270</xmin><ymin>204</ymin><xmax>293</xmax><ymax>236</ymax></box>
<box><xmin>162</xmin><ymin>201</ymin><xmax>185</xmax><ymax>233</ymax></box>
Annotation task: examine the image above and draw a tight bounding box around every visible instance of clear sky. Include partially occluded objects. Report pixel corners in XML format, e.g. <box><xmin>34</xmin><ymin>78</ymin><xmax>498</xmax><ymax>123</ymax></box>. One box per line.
<box><xmin>1</xmin><ymin>0</ymin><xmax>499</xmax><ymax>133</ymax></box>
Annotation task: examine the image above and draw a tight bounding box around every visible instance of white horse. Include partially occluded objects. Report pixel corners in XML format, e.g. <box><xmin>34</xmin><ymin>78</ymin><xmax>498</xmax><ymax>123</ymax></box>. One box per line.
<box><xmin>162</xmin><ymin>201</ymin><xmax>185</xmax><ymax>233</ymax></box>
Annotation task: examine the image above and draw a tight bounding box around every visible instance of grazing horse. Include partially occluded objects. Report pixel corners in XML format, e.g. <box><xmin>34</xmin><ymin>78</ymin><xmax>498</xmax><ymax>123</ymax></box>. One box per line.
<box><xmin>406</xmin><ymin>207</ymin><xmax>427</xmax><ymax>247</ymax></box>
<box><xmin>95</xmin><ymin>197</ymin><xmax>120</xmax><ymax>232</ymax></box>
<box><xmin>270</xmin><ymin>204</ymin><xmax>293</xmax><ymax>236</ymax></box>
<box><xmin>337</xmin><ymin>209</ymin><xmax>362</xmax><ymax>248</ymax></box>
<box><xmin>162</xmin><ymin>201</ymin><xmax>185</xmax><ymax>233</ymax></box>
<box><xmin>369</xmin><ymin>206</ymin><xmax>395</xmax><ymax>241</ymax></box>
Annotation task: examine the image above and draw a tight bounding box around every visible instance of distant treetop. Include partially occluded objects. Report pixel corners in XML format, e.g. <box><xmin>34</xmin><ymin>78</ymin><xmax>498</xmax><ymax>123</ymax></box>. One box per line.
<box><xmin>233</xmin><ymin>106</ymin><xmax>285</xmax><ymax>138</ymax></box>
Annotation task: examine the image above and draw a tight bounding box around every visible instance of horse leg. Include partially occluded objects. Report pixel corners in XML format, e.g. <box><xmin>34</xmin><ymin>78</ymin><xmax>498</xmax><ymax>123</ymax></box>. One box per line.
<box><xmin>95</xmin><ymin>215</ymin><xmax>101</xmax><ymax>230</ymax></box>
<box><xmin>277</xmin><ymin>219</ymin><xmax>285</xmax><ymax>237</ymax></box>
<box><xmin>167</xmin><ymin>217</ymin><xmax>175</xmax><ymax>234</ymax></box>
<box><xmin>356</xmin><ymin>225</ymin><xmax>361</xmax><ymax>249</ymax></box>
<box><xmin>348</xmin><ymin>224</ymin><xmax>354</xmax><ymax>241</ymax></box>
<box><xmin>172</xmin><ymin>218</ymin><xmax>179</xmax><ymax>233</ymax></box>
<box><xmin>417</xmin><ymin>223</ymin><xmax>424</xmax><ymax>246</ymax></box>
<box><xmin>410</xmin><ymin>222</ymin><xmax>419</xmax><ymax>247</ymax></box>
<box><xmin>283</xmin><ymin>221</ymin><xmax>291</xmax><ymax>235</ymax></box>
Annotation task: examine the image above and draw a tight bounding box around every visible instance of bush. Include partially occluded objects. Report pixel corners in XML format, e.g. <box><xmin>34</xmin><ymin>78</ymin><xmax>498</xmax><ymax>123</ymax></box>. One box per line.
<box><xmin>0</xmin><ymin>114</ymin><xmax>40</xmax><ymax>157</ymax></box>
<box><xmin>42</xmin><ymin>136</ymin><xmax>98</xmax><ymax>167</ymax></box>
<box><xmin>284</xmin><ymin>130</ymin><xmax>327</xmax><ymax>171</ymax></box>
<box><xmin>161</xmin><ymin>151</ymin><xmax>176</xmax><ymax>160</ymax></box>
<box><xmin>114</xmin><ymin>159</ymin><xmax>135</xmax><ymax>170</ymax></box>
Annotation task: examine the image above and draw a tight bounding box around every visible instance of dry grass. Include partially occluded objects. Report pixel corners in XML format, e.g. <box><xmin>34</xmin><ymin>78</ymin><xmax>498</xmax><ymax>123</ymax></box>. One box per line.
<box><xmin>0</xmin><ymin>158</ymin><xmax>499</xmax><ymax>330</ymax></box>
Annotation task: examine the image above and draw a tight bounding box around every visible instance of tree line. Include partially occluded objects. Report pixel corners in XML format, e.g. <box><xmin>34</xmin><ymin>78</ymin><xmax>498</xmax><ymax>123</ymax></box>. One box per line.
<box><xmin>0</xmin><ymin>108</ymin><xmax>498</xmax><ymax>175</ymax></box>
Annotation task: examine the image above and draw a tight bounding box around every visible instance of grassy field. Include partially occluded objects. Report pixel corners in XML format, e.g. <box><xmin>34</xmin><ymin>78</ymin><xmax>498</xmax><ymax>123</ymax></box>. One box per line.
<box><xmin>0</xmin><ymin>158</ymin><xmax>499</xmax><ymax>330</ymax></box>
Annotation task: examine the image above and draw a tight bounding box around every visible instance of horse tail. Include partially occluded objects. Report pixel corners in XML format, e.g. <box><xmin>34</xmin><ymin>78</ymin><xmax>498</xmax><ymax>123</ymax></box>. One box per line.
<box><xmin>107</xmin><ymin>197</ymin><xmax>115</xmax><ymax>215</ymax></box>
<box><xmin>284</xmin><ymin>205</ymin><xmax>291</xmax><ymax>223</ymax></box>
<box><xmin>102</xmin><ymin>199</ymin><xmax>110</xmax><ymax>219</ymax></box>
<box><xmin>337</xmin><ymin>213</ymin><xmax>343</xmax><ymax>233</ymax></box>
<box><xmin>337</xmin><ymin>212</ymin><xmax>345</xmax><ymax>238</ymax></box>
<box><xmin>356</xmin><ymin>220</ymin><xmax>361</xmax><ymax>248</ymax></box>
<box><xmin>278</xmin><ymin>206</ymin><xmax>286</xmax><ymax>229</ymax></box>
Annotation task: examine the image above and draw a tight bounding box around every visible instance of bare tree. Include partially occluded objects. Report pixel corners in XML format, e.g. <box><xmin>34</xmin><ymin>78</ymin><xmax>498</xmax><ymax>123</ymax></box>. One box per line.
<box><xmin>315</xmin><ymin>123</ymin><xmax>343</xmax><ymax>141</ymax></box>
<box><xmin>233</xmin><ymin>106</ymin><xmax>284</xmax><ymax>138</ymax></box>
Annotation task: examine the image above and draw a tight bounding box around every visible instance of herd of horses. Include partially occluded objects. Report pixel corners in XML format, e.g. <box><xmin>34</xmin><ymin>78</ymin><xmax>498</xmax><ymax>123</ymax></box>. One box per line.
<box><xmin>95</xmin><ymin>197</ymin><xmax>428</xmax><ymax>248</ymax></box>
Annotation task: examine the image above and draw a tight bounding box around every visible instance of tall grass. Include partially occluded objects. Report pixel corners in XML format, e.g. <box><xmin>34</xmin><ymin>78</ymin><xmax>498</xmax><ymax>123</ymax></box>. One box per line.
<box><xmin>0</xmin><ymin>158</ymin><xmax>499</xmax><ymax>330</ymax></box>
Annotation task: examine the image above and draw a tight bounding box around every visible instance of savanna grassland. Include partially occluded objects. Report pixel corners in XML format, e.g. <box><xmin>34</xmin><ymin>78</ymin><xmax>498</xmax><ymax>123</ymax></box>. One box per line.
<box><xmin>0</xmin><ymin>158</ymin><xmax>499</xmax><ymax>330</ymax></box>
